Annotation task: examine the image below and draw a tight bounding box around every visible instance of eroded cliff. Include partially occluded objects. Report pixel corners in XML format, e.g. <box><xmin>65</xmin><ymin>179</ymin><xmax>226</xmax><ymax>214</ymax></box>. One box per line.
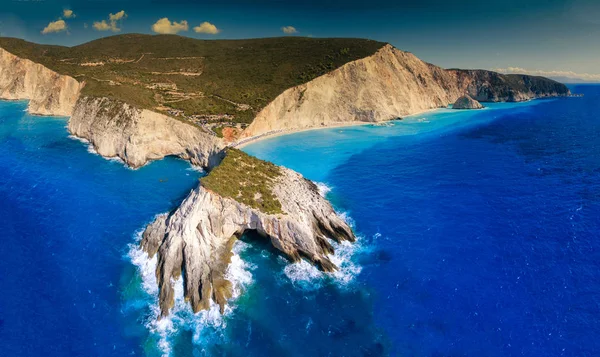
<box><xmin>241</xmin><ymin>44</ymin><xmax>569</xmax><ymax>138</ymax></box>
<box><xmin>0</xmin><ymin>46</ymin><xmax>224</xmax><ymax>169</ymax></box>
<box><xmin>0</xmin><ymin>47</ymin><xmax>82</xmax><ymax>116</ymax></box>
<box><xmin>141</xmin><ymin>165</ymin><xmax>354</xmax><ymax>316</ymax></box>
<box><xmin>69</xmin><ymin>96</ymin><xmax>225</xmax><ymax>169</ymax></box>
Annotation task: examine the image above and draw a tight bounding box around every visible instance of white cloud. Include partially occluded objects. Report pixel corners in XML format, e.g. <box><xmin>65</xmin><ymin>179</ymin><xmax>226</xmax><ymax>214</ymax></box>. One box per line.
<box><xmin>152</xmin><ymin>18</ymin><xmax>189</xmax><ymax>34</ymax></box>
<box><xmin>93</xmin><ymin>10</ymin><xmax>127</xmax><ymax>32</ymax></box>
<box><xmin>281</xmin><ymin>26</ymin><xmax>298</xmax><ymax>34</ymax></box>
<box><xmin>93</xmin><ymin>20</ymin><xmax>111</xmax><ymax>31</ymax></box>
<box><xmin>493</xmin><ymin>66</ymin><xmax>600</xmax><ymax>82</ymax></box>
<box><xmin>109</xmin><ymin>10</ymin><xmax>127</xmax><ymax>22</ymax></box>
<box><xmin>41</xmin><ymin>19</ymin><xmax>67</xmax><ymax>34</ymax></box>
<box><xmin>193</xmin><ymin>21</ymin><xmax>220</xmax><ymax>34</ymax></box>
<box><xmin>63</xmin><ymin>9</ymin><xmax>75</xmax><ymax>19</ymax></box>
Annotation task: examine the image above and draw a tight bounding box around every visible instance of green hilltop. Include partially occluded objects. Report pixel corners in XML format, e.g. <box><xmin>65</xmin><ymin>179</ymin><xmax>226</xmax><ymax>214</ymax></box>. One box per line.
<box><xmin>200</xmin><ymin>148</ymin><xmax>283</xmax><ymax>215</ymax></box>
<box><xmin>0</xmin><ymin>34</ymin><xmax>385</xmax><ymax>126</ymax></box>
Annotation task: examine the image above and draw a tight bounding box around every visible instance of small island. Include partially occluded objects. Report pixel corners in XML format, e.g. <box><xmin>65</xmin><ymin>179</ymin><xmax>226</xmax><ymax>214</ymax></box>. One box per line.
<box><xmin>453</xmin><ymin>94</ymin><xmax>484</xmax><ymax>109</ymax></box>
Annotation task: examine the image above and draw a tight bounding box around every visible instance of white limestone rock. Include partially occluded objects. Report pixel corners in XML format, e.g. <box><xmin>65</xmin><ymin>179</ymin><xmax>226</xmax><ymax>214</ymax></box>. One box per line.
<box><xmin>0</xmin><ymin>47</ymin><xmax>82</xmax><ymax>116</ymax></box>
<box><xmin>68</xmin><ymin>96</ymin><xmax>225</xmax><ymax>169</ymax></box>
<box><xmin>452</xmin><ymin>94</ymin><xmax>484</xmax><ymax>109</ymax></box>
<box><xmin>141</xmin><ymin>167</ymin><xmax>354</xmax><ymax>317</ymax></box>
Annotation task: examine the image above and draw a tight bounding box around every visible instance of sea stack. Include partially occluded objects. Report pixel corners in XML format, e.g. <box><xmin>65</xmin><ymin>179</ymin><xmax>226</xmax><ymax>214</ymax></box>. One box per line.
<box><xmin>453</xmin><ymin>95</ymin><xmax>484</xmax><ymax>109</ymax></box>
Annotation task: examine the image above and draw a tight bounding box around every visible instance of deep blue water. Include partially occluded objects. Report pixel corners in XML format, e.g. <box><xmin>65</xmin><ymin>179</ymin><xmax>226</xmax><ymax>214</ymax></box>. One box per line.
<box><xmin>1</xmin><ymin>85</ymin><xmax>599</xmax><ymax>357</ymax></box>
<box><xmin>0</xmin><ymin>102</ymin><xmax>202</xmax><ymax>356</ymax></box>
<box><xmin>244</xmin><ymin>85</ymin><xmax>600</xmax><ymax>357</ymax></box>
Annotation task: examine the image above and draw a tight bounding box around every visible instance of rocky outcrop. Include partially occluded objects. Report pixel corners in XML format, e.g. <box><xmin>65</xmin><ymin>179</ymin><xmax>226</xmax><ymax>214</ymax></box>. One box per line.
<box><xmin>453</xmin><ymin>95</ymin><xmax>484</xmax><ymax>109</ymax></box>
<box><xmin>241</xmin><ymin>44</ymin><xmax>569</xmax><ymax>138</ymax></box>
<box><xmin>0</xmin><ymin>47</ymin><xmax>82</xmax><ymax>116</ymax></box>
<box><xmin>242</xmin><ymin>45</ymin><xmax>460</xmax><ymax>137</ymax></box>
<box><xmin>69</xmin><ymin>96</ymin><xmax>225</xmax><ymax>169</ymax></box>
<box><xmin>141</xmin><ymin>167</ymin><xmax>354</xmax><ymax>316</ymax></box>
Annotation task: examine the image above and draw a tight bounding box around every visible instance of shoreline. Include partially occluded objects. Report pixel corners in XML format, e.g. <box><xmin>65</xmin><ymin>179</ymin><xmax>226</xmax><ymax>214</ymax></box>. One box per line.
<box><xmin>234</xmin><ymin>94</ymin><xmax>569</xmax><ymax>149</ymax></box>
<box><xmin>234</xmin><ymin>107</ymin><xmax>445</xmax><ymax>149</ymax></box>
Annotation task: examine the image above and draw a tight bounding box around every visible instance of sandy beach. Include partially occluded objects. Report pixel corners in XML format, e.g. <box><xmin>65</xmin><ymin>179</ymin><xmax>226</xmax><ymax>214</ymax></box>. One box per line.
<box><xmin>234</xmin><ymin>107</ymin><xmax>446</xmax><ymax>149</ymax></box>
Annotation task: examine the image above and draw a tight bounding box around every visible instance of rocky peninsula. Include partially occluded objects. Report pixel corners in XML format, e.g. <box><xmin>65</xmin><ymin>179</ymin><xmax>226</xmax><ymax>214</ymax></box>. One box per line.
<box><xmin>0</xmin><ymin>35</ymin><xmax>571</xmax><ymax>317</ymax></box>
<box><xmin>141</xmin><ymin>149</ymin><xmax>353</xmax><ymax>316</ymax></box>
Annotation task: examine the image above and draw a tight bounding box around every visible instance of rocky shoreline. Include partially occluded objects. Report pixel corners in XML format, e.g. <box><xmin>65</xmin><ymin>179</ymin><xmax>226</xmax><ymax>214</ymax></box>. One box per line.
<box><xmin>69</xmin><ymin>96</ymin><xmax>225</xmax><ymax>169</ymax></box>
<box><xmin>141</xmin><ymin>167</ymin><xmax>354</xmax><ymax>316</ymax></box>
<box><xmin>241</xmin><ymin>44</ymin><xmax>570</xmax><ymax>138</ymax></box>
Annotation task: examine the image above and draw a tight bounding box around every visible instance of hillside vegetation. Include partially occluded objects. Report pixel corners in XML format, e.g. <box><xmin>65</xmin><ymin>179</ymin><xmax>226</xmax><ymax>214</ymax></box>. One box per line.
<box><xmin>200</xmin><ymin>148</ymin><xmax>283</xmax><ymax>214</ymax></box>
<box><xmin>0</xmin><ymin>35</ymin><xmax>385</xmax><ymax>126</ymax></box>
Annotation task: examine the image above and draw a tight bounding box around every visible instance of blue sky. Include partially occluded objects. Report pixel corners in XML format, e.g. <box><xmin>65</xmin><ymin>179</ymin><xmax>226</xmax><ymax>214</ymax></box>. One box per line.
<box><xmin>1</xmin><ymin>0</ymin><xmax>598</xmax><ymax>80</ymax></box>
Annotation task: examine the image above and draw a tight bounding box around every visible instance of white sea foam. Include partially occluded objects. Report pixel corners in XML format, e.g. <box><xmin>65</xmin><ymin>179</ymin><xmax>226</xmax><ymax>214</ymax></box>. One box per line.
<box><xmin>126</xmin><ymin>224</ymin><xmax>254</xmax><ymax>356</ymax></box>
<box><xmin>283</xmin><ymin>210</ymin><xmax>362</xmax><ymax>289</ymax></box>
<box><xmin>68</xmin><ymin>134</ymin><xmax>90</xmax><ymax>145</ymax></box>
<box><xmin>316</xmin><ymin>182</ymin><xmax>332</xmax><ymax>197</ymax></box>
<box><xmin>68</xmin><ymin>134</ymin><xmax>140</xmax><ymax>169</ymax></box>
<box><xmin>68</xmin><ymin>134</ymin><xmax>101</xmax><ymax>159</ymax></box>
<box><xmin>283</xmin><ymin>259</ymin><xmax>324</xmax><ymax>290</ymax></box>
<box><xmin>185</xmin><ymin>165</ymin><xmax>205</xmax><ymax>174</ymax></box>
<box><xmin>283</xmin><ymin>237</ymin><xmax>363</xmax><ymax>289</ymax></box>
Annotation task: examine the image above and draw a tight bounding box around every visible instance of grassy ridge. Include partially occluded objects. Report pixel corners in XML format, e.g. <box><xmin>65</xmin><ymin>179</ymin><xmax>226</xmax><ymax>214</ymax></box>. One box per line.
<box><xmin>200</xmin><ymin>149</ymin><xmax>283</xmax><ymax>214</ymax></box>
<box><xmin>0</xmin><ymin>34</ymin><xmax>385</xmax><ymax>124</ymax></box>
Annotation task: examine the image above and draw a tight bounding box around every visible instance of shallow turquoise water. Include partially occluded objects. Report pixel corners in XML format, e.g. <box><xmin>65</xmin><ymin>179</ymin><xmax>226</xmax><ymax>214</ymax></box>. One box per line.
<box><xmin>244</xmin><ymin>101</ymin><xmax>538</xmax><ymax>182</ymax></box>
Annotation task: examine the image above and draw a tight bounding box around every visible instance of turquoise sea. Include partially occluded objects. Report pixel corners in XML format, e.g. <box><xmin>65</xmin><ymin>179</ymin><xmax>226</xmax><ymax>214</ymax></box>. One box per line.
<box><xmin>1</xmin><ymin>85</ymin><xmax>599</xmax><ymax>356</ymax></box>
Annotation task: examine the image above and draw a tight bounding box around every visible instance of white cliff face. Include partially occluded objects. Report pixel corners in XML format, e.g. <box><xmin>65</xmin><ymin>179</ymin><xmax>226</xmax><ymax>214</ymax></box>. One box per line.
<box><xmin>0</xmin><ymin>48</ymin><xmax>82</xmax><ymax>116</ymax></box>
<box><xmin>242</xmin><ymin>44</ymin><xmax>463</xmax><ymax>137</ymax></box>
<box><xmin>1</xmin><ymin>47</ymin><xmax>224</xmax><ymax>169</ymax></box>
<box><xmin>141</xmin><ymin>167</ymin><xmax>354</xmax><ymax>317</ymax></box>
<box><xmin>241</xmin><ymin>44</ymin><xmax>569</xmax><ymax>138</ymax></box>
<box><xmin>69</xmin><ymin>96</ymin><xmax>225</xmax><ymax>169</ymax></box>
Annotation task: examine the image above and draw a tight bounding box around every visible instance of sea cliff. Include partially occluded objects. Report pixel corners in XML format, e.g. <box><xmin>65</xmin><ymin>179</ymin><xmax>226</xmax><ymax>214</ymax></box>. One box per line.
<box><xmin>241</xmin><ymin>44</ymin><xmax>569</xmax><ymax>138</ymax></box>
<box><xmin>0</xmin><ymin>47</ymin><xmax>81</xmax><ymax>116</ymax></box>
<box><xmin>141</xmin><ymin>165</ymin><xmax>354</xmax><ymax>316</ymax></box>
<box><xmin>0</xmin><ymin>46</ymin><xmax>224</xmax><ymax>169</ymax></box>
<box><xmin>69</xmin><ymin>96</ymin><xmax>224</xmax><ymax>169</ymax></box>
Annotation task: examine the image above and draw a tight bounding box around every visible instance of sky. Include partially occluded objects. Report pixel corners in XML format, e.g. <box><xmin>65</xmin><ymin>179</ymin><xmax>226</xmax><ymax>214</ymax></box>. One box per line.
<box><xmin>0</xmin><ymin>0</ymin><xmax>599</xmax><ymax>80</ymax></box>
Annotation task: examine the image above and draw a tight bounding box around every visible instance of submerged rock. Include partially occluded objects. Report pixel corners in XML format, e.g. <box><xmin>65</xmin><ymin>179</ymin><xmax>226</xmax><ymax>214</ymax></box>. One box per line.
<box><xmin>452</xmin><ymin>95</ymin><xmax>484</xmax><ymax>110</ymax></box>
<box><xmin>141</xmin><ymin>166</ymin><xmax>354</xmax><ymax>317</ymax></box>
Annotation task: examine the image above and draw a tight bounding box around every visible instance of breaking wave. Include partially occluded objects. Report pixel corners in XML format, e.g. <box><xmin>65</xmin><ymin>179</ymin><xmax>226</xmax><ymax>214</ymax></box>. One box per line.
<box><xmin>68</xmin><ymin>135</ymin><xmax>138</xmax><ymax>169</ymax></box>
<box><xmin>126</xmin><ymin>224</ymin><xmax>255</xmax><ymax>356</ymax></box>
<box><xmin>125</xmin><ymin>208</ymin><xmax>363</xmax><ymax>355</ymax></box>
<box><xmin>282</xmin><ymin>209</ymin><xmax>363</xmax><ymax>289</ymax></box>
<box><xmin>316</xmin><ymin>182</ymin><xmax>332</xmax><ymax>197</ymax></box>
